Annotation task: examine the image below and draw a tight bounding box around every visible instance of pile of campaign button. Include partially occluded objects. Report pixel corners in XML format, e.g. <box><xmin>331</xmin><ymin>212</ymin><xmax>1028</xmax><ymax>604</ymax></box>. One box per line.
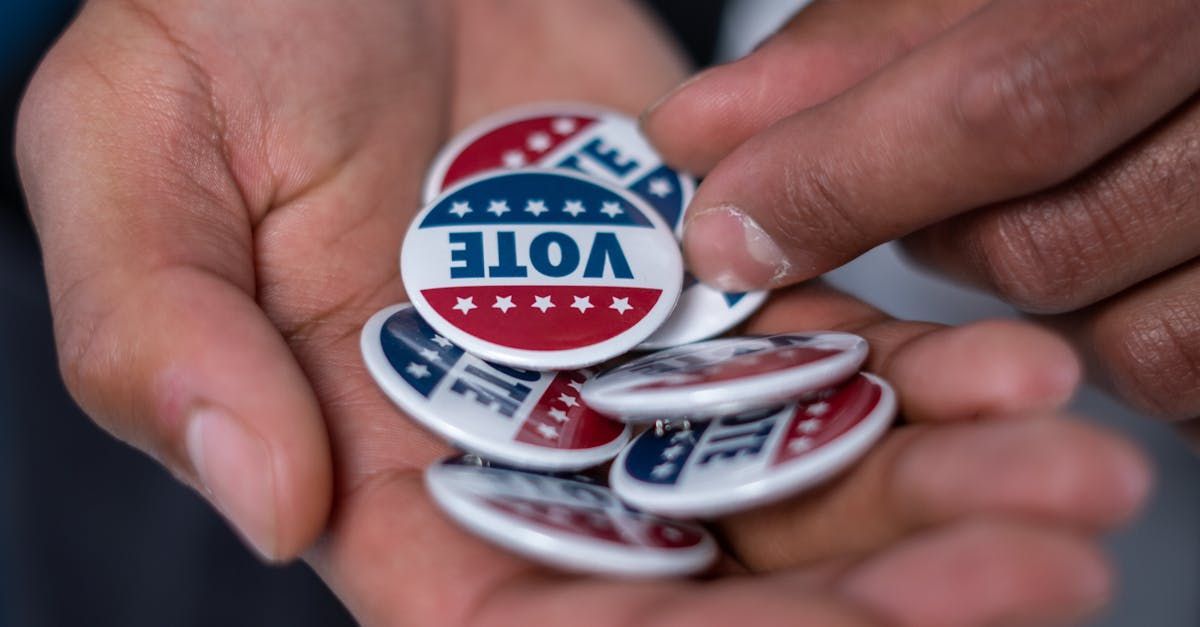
<box><xmin>364</xmin><ymin>102</ymin><xmax>898</xmax><ymax>578</ymax></box>
<box><xmin>422</xmin><ymin>102</ymin><xmax>766</xmax><ymax>350</ymax></box>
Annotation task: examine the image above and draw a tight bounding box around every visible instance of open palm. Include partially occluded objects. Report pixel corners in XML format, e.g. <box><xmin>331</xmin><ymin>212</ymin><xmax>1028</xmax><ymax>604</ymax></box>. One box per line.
<box><xmin>18</xmin><ymin>1</ymin><xmax>1148</xmax><ymax>625</ymax></box>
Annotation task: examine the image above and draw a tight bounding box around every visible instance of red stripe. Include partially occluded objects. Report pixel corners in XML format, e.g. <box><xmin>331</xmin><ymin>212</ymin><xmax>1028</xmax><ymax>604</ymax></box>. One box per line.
<box><xmin>422</xmin><ymin>285</ymin><xmax>662</xmax><ymax>350</ymax></box>
<box><xmin>515</xmin><ymin>371</ymin><xmax>625</xmax><ymax>449</ymax></box>
<box><xmin>773</xmin><ymin>376</ymin><xmax>881</xmax><ymax>466</ymax></box>
<box><xmin>441</xmin><ymin>116</ymin><xmax>597</xmax><ymax>189</ymax></box>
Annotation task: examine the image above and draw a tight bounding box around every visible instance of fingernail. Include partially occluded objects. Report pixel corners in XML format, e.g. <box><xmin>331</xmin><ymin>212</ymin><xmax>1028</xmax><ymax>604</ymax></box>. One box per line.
<box><xmin>683</xmin><ymin>205</ymin><xmax>789</xmax><ymax>291</ymax></box>
<box><xmin>187</xmin><ymin>407</ymin><xmax>279</xmax><ymax>560</ymax></box>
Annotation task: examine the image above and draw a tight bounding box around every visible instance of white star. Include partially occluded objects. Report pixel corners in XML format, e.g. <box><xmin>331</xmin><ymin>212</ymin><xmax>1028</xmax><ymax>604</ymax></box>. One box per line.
<box><xmin>797</xmin><ymin>418</ymin><xmax>823</xmax><ymax>434</ymax></box>
<box><xmin>448</xmin><ymin>201</ymin><xmax>472</xmax><ymax>218</ymax></box>
<box><xmin>806</xmin><ymin>402</ymin><xmax>830</xmax><ymax>416</ymax></box>
<box><xmin>526</xmin><ymin>131</ymin><xmax>552</xmax><ymax>152</ymax></box>
<box><xmin>487</xmin><ymin>200</ymin><xmax>510</xmax><ymax>216</ymax></box>
<box><xmin>648</xmin><ymin>177</ymin><xmax>673</xmax><ymax>198</ymax></box>
<box><xmin>452</xmin><ymin>297</ymin><xmax>477</xmax><ymax>315</ymax></box>
<box><xmin>558</xmin><ymin>393</ymin><xmax>578</xmax><ymax>408</ymax></box>
<box><xmin>548</xmin><ymin>408</ymin><xmax>569</xmax><ymax>423</ymax></box>
<box><xmin>609</xmin><ymin>297</ymin><xmax>633</xmax><ymax>315</ymax></box>
<box><xmin>661</xmin><ymin>527</ymin><xmax>683</xmax><ymax>542</ymax></box>
<box><xmin>405</xmin><ymin>362</ymin><xmax>430</xmax><ymax>379</ymax></box>
<box><xmin>418</xmin><ymin>348</ymin><xmax>440</xmax><ymax>363</ymax></box>
<box><xmin>431</xmin><ymin>335</ymin><xmax>453</xmax><ymax>348</ymax></box>
<box><xmin>563</xmin><ymin>200</ymin><xmax>586</xmax><ymax>217</ymax></box>
<box><xmin>788</xmin><ymin>437</ymin><xmax>815</xmax><ymax>453</ymax></box>
<box><xmin>670</xmin><ymin>430</ymin><xmax>695</xmax><ymax>443</ymax></box>
<box><xmin>492</xmin><ymin>295</ymin><xmax>516</xmax><ymax>313</ymax></box>
<box><xmin>651</xmin><ymin>462</ymin><xmax>676</xmax><ymax>479</ymax></box>
<box><xmin>599</xmin><ymin>201</ymin><xmax>623</xmax><ymax>218</ymax></box>
<box><xmin>661</xmin><ymin>444</ymin><xmax>686</xmax><ymax>460</ymax></box>
<box><xmin>524</xmin><ymin>199</ymin><xmax>548</xmax><ymax>216</ymax></box>
<box><xmin>567</xmin><ymin>379</ymin><xmax>583</xmax><ymax>391</ymax></box>
<box><xmin>501</xmin><ymin>150</ymin><xmax>526</xmax><ymax>168</ymax></box>
<box><xmin>552</xmin><ymin>117</ymin><xmax>577</xmax><ymax>135</ymax></box>
<box><xmin>570</xmin><ymin>296</ymin><xmax>593</xmax><ymax>313</ymax></box>
<box><xmin>536</xmin><ymin>423</ymin><xmax>560</xmax><ymax>440</ymax></box>
<box><xmin>531</xmin><ymin>295</ymin><xmax>555</xmax><ymax>313</ymax></box>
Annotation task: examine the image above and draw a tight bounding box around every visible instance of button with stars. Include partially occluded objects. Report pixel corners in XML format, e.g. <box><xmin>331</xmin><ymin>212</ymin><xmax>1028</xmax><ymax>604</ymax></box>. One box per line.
<box><xmin>426</xmin><ymin>454</ymin><xmax>717</xmax><ymax>576</ymax></box>
<box><xmin>402</xmin><ymin>169</ymin><xmax>683</xmax><ymax>370</ymax></box>
<box><xmin>361</xmin><ymin>304</ymin><xmax>630</xmax><ymax>470</ymax></box>
<box><xmin>422</xmin><ymin>102</ymin><xmax>766</xmax><ymax>351</ymax></box>
<box><xmin>581</xmin><ymin>333</ymin><xmax>869</xmax><ymax>420</ymax></box>
<box><xmin>608</xmin><ymin>373</ymin><xmax>895</xmax><ymax>518</ymax></box>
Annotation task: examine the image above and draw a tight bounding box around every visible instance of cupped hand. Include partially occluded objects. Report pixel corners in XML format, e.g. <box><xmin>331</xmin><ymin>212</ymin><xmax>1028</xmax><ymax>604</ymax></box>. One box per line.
<box><xmin>18</xmin><ymin>1</ymin><xmax>1148</xmax><ymax>625</ymax></box>
<box><xmin>642</xmin><ymin>0</ymin><xmax>1200</xmax><ymax>438</ymax></box>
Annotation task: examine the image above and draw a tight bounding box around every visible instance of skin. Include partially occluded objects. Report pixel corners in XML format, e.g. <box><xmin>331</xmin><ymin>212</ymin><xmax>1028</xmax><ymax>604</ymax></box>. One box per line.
<box><xmin>641</xmin><ymin>0</ymin><xmax>1200</xmax><ymax>444</ymax></box>
<box><xmin>17</xmin><ymin>1</ymin><xmax>1150</xmax><ymax>625</ymax></box>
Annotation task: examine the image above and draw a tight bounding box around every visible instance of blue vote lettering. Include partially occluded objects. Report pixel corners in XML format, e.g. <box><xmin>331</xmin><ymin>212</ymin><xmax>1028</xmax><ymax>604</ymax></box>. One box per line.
<box><xmin>579</xmin><ymin>138</ymin><xmax>639</xmax><ymax>177</ymax></box>
<box><xmin>695</xmin><ymin>407</ymin><xmax>781</xmax><ymax>466</ymax></box>
<box><xmin>449</xmin><ymin>363</ymin><xmax>534</xmax><ymax>418</ymax></box>
<box><xmin>448</xmin><ymin>231</ymin><xmax>634</xmax><ymax>279</ymax></box>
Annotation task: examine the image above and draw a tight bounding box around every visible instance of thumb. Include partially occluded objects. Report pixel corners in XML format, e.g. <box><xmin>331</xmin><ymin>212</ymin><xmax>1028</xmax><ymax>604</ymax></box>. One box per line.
<box><xmin>17</xmin><ymin>23</ymin><xmax>332</xmax><ymax>561</ymax></box>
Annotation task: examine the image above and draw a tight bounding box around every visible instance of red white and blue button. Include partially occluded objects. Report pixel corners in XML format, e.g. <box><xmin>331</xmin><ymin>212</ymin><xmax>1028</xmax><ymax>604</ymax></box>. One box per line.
<box><xmin>608</xmin><ymin>373</ymin><xmax>895</xmax><ymax>518</ymax></box>
<box><xmin>422</xmin><ymin>103</ymin><xmax>765</xmax><ymax>349</ymax></box>
<box><xmin>402</xmin><ymin>169</ymin><xmax>682</xmax><ymax>370</ymax></box>
<box><xmin>426</xmin><ymin>455</ymin><xmax>717</xmax><ymax>577</ymax></box>
<box><xmin>581</xmin><ymin>333</ymin><xmax>869</xmax><ymax>420</ymax></box>
<box><xmin>361</xmin><ymin>304</ymin><xmax>630</xmax><ymax>470</ymax></box>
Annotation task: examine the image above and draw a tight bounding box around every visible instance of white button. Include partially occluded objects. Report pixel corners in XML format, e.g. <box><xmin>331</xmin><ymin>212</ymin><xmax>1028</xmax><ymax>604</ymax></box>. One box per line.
<box><xmin>609</xmin><ymin>373</ymin><xmax>895</xmax><ymax>518</ymax></box>
<box><xmin>426</xmin><ymin>456</ymin><xmax>717</xmax><ymax>577</ymax></box>
<box><xmin>582</xmin><ymin>333</ymin><xmax>869</xmax><ymax>420</ymax></box>
<box><xmin>361</xmin><ymin>304</ymin><xmax>630</xmax><ymax>470</ymax></box>
<box><xmin>402</xmin><ymin>169</ymin><xmax>683</xmax><ymax>370</ymax></box>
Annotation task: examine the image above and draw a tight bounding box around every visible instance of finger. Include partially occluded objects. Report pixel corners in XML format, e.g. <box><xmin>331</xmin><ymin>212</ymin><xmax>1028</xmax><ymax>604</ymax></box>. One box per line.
<box><xmin>682</xmin><ymin>0</ymin><xmax>1200</xmax><ymax>291</ymax></box>
<box><xmin>718</xmin><ymin>417</ymin><xmax>1150</xmax><ymax>570</ymax></box>
<box><xmin>451</xmin><ymin>0</ymin><xmax>690</xmax><ymax>129</ymax></box>
<box><xmin>904</xmin><ymin>94</ymin><xmax>1200</xmax><ymax>314</ymax></box>
<box><xmin>315</xmin><ymin>471</ymin><xmax>880</xmax><ymax>627</ymax></box>
<box><xmin>749</xmin><ymin>283</ymin><xmax>1080</xmax><ymax>421</ymax></box>
<box><xmin>836</xmin><ymin>520</ymin><xmax>1113</xmax><ymax>627</ymax></box>
<box><xmin>1052</xmin><ymin>257</ymin><xmax>1200</xmax><ymax>421</ymax></box>
<box><xmin>643</xmin><ymin>0</ymin><xmax>983</xmax><ymax>173</ymax></box>
<box><xmin>16</xmin><ymin>5</ymin><xmax>331</xmax><ymax>560</ymax></box>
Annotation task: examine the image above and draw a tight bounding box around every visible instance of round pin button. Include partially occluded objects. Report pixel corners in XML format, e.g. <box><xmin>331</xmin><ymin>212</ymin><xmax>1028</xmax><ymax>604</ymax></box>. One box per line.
<box><xmin>422</xmin><ymin>102</ymin><xmax>765</xmax><ymax>350</ymax></box>
<box><xmin>581</xmin><ymin>333</ymin><xmax>869</xmax><ymax>420</ymax></box>
<box><xmin>609</xmin><ymin>373</ymin><xmax>895</xmax><ymax>518</ymax></box>
<box><xmin>361</xmin><ymin>304</ymin><xmax>630</xmax><ymax>470</ymax></box>
<box><xmin>402</xmin><ymin>169</ymin><xmax>683</xmax><ymax>370</ymax></box>
<box><xmin>426</xmin><ymin>455</ymin><xmax>718</xmax><ymax>577</ymax></box>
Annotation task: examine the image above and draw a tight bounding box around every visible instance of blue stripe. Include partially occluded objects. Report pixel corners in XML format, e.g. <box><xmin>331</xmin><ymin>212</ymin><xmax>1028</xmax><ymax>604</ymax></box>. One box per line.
<box><xmin>622</xmin><ymin>422</ymin><xmax>711</xmax><ymax>485</ymax></box>
<box><xmin>420</xmin><ymin>171</ymin><xmax>652</xmax><ymax>228</ymax></box>
<box><xmin>379</xmin><ymin>308</ymin><xmax>463</xmax><ymax>398</ymax></box>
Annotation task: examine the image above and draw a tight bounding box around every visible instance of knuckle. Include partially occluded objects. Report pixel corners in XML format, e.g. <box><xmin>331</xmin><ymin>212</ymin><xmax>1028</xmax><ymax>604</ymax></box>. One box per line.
<box><xmin>952</xmin><ymin>7</ymin><xmax>1134</xmax><ymax>179</ymax></box>
<box><xmin>1102</xmin><ymin>294</ymin><xmax>1200</xmax><ymax>419</ymax></box>
<box><xmin>954</xmin><ymin>47</ymin><xmax>1077</xmax><ymax>176</ymax></box>
<box><xmin>973</xmin><ymin>204</ymin><xmax>1090</xmax><ymax>312</ymax></box>
<box><xmin>773</xmin><ymin>157</ymin><xmax>872</xmax><ymax>266</ymax></box>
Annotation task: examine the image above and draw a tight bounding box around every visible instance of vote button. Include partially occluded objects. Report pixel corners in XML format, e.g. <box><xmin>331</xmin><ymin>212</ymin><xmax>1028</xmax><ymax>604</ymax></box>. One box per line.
<box><xmin>402</xmin><ymin>169</ymin><xmax>683</xmax><ymax>370</ymax></box>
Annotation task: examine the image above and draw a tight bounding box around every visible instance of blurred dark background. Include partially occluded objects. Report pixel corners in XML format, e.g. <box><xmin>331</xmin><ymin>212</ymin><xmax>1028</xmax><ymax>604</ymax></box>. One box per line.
<box><xmin>0</xmin><ymin>1</ymin><xmax>724</xmax><ymax>625</ymax></box>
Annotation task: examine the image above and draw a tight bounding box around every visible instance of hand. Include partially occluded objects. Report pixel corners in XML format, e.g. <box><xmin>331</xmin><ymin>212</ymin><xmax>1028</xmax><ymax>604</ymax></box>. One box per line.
<box><xmin>18</xmin><ymin>1</ymin><xmax>1147</xmax><ymax>625</ymax></box>
<box><xmin>642</xmin><ymin>0</ymin><xmax>1200</xmax><ymax>441</ymax></box>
